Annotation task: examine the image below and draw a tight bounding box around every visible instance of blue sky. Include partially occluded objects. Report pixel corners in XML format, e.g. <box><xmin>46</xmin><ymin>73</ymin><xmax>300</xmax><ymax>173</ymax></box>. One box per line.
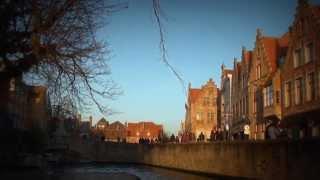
<box><xmin>87</xmin><ymin>0</ymin><xmax>319</xmax><ymax>134</ymax></box>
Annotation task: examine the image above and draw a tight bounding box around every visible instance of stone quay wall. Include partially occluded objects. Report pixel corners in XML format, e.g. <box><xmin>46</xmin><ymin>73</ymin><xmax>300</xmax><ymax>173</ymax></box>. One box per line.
<box><xmin>71</xmin><ymin>139</ymin><xmax>320</xmax><ymax>180</ymax></box>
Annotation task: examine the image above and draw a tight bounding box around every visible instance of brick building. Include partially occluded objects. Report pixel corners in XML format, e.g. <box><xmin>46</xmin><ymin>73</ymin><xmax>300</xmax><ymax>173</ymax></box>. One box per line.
<box><xmin>248</xmin><ymin>29</ymin><xmax>289</xmax><ymax>139</ymax></box>
<box><xmin>126</xmin><ymin>121</ymin><xmax>163</xmax><ymax>143</ymax></box>
<box><xmin>185</xmin><ymin>79</ymin><xmax>219</xmax><ymax>140</ymax></box>
<box><xmin>220</xmin><ymin>64</ymin><xmax>233</xmax><ymax>133</ymax></box>
<box><xmin>231</xmin><ymin>47</ymin><xmax>252</xmax><ymax>139</ymax></box>
<box><xmin>281</xmin><ymin>0</ymin><xmax>320</xmax><ymax>138</ymax></box>
<box><xmin>95</xmin><ymin>117</ymin><xmax>109</xmax><ymax>130</ymax></box>
<box><xmin>104</xmin><ymin>121</ymin><xmax>126</xmax><ymax>142</ymax></box>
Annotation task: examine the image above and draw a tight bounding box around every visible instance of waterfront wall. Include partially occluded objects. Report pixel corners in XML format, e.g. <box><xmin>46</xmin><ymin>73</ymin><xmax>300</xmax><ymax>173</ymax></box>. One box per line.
<box><xmin>71</xmin><ymin>139</ymin><xmax>320</xmax><ymax>180</ymax></box>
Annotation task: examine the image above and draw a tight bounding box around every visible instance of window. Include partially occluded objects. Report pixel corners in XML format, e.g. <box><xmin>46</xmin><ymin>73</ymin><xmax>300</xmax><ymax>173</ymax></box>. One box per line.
<box><xmin>242</xmin><ymin>74</ymin><xmax>246</xmax><ymax>88</ymax></box>
<box><xmin>246</xmin><ymin>95</ymin><xmax>249</xmax><ymax>114</ymax></box>
<box><xmin>278</xmin><ymin>56</ymin><xmax>285</xmax><ymax>66</ymax></box>
<box><xmin>196</xmin><ymin>112</ymin><xmax>203</xmax><ymax>121</ymax></box>
<box><xmin>203</xmin><ymin>97</ymin><xmax>209</xmax><ymax>106</ymax></box>
<box><xmin>196</xmin><ymin>113</ymin><xmax>201</xmax><ymax>120</ymax></box>
<box><xmin>304</xmin><ymin>43</ymin><xmax>314</xmax><ymax>63</ymax></box>
<box><xmin>306</xmin><ymin>72</ymin><xmax>315</xmax><ymax>101</ymax></box>
<box><xmin>295</xmin><ymin>77</ymin><xmax>303</xmax><ymax>105</ymax></box>
<box><xmin>293</xmin><ymin>49</ymin><xmax>303</xmax><ymax>68</ymax></box>
<box><xmin>239</xmin><ymin>100</ymin><xmax>243</xmax><ymax>114</ymax></box>
<box><xmin>276</xmin><ymin>91</ymin><xmax>280</xmax><ymax>104</ymax></box>
<box><xmin>211</xmin><ymin>98</ymin><xmax>216</xmax><ymax>106</ymax></box>
<box><xmin>263</xmin><ymin>88</ymin><xmax>267</xmax><ymax>107</ymax></box>
<box><xmin>243</xmin><ymin>99</ymin><xmax>246</xmax><ymax>114</ymax></box>
<box><xmin>285</xmin><ymin>81</ymin><xmax>292</xmax><ymax>107</ymax></box>
<box><xmin>268</xmin><ymin>85</ymin><xmax>273</xmax><ymax>106</ymax></box>
<box><xmin>207</xmin><ymin>112</ymin><xmax>214</xmax><ymax>122</ymax></box>
<box><xmin>236</xmin><ymin>103</ymin><xmax>239</xmax><ymax>119</ymax></box>
<box><xmin>9</xmin><ymin>78</ymin><xmax>15</xmax><ymax>91</ymax></box>
<box><xmin>263</xmin><ymin>84</ymin><xmax>273</xmax><ymax>107</ymax></box>
<box><xmin>253</xmin><ymin>91</ymin><xmax>257</xmax><ymax>113</ymax></box>
<box><xmin>256</xmin><ymin>64</ymin><xmax>261</xmax><ymax>79</ymax></box>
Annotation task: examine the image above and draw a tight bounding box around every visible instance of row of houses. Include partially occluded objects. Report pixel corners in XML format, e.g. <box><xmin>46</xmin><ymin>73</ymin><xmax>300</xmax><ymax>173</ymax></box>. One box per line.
<box><xmin>93</xmin><ymin>118</ymin><xmax>163</xmax><ymax>143</ymax></box>
<box><xmin>183</xmin><ymin>0</ymin><xmax>320</xmax><ymax>140</ymax></box>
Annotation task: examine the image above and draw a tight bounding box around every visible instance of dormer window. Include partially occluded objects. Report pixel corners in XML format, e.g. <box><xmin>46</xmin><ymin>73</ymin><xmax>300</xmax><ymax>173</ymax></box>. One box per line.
<box><xmin>293</xmin><ymin>48</ymin><xmax>303</xmax><ymax>68</ymax></box>
<box><xmin>256</xmin><ymin>64</ymin><xmax>261</xmax><ymax>79</ymax></box>
<box><xmin>304</xmin><ymin>43</ymin><xmax>314</xmax><ymax>63</ymax></box>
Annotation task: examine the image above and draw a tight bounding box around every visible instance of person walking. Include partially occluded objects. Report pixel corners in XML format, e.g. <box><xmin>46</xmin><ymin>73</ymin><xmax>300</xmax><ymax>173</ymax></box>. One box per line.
<box><xmin>265</xmin><ymin>120</ymin><xmax>280</xmax><ymax>140</ymax></box>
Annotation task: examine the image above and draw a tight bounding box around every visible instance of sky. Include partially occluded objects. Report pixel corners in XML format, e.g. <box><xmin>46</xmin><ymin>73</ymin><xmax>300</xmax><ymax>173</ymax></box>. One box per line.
<box><xmin>87</xmin><ymin>0</ymin><xmax>320</xmax><ymax>134</ymax></box>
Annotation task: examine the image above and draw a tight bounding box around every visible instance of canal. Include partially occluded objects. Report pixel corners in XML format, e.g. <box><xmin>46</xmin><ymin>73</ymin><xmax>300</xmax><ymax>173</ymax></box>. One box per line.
<box><xmin>2</xmin><ymin>164</ymin><xmax>219</xmax><ymax>180</ymax></box>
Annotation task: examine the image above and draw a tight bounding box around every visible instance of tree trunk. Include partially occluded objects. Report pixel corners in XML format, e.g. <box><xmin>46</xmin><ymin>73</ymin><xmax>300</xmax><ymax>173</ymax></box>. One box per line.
<box><xmin>0</xmin><ymin>76</ymin><xmax>10</xmax><ymax>119</ymax></box>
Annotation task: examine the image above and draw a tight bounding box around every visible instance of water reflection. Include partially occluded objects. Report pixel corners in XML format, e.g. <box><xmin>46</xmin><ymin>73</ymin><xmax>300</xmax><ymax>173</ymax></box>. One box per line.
<box><xmin>2</xmin><ymin>164</ymin><xmax>217</xmax><ymax>180</ymax></box>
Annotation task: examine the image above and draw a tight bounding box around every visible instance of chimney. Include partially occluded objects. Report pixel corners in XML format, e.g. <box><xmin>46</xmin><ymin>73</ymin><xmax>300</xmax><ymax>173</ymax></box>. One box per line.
<box><xmin>221</xmin><ymin>63</ymin><xmax>225</xmax><ymax>72</ymax></box>
<box><xmin>242</xmin><ymin>46</ymin><xmax>246</xmax><ymax>53</ymax></box>
<box><xmin>256</xmin><ymin>28</ymin><xmax>262</xmax><ymax>39</ymax></box>
<box><xmin>89</xmin><ymin>116</ymin><xmax>93</xmax><ymax>128</ymax></box>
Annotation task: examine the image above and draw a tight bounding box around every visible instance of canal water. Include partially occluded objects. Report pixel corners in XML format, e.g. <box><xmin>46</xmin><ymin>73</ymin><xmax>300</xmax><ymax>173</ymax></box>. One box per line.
<box><xmin>2</xmin><ymin>164</ymin><xmax>219</xmax><ymax>180</ymax></box>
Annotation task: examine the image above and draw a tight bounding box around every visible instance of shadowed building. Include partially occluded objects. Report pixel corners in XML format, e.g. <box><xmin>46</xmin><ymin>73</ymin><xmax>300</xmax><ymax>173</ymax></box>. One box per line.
<box><xmin>185</xmin><ymin>79</ymin><xmax>219</xmax><ymax>140</ymax></box>
<box><xmin>6</xmin><ymin>76</ymin><xmax>50</xmax><ymax>131</ymax></box>
<box><xmin>79</xmin><ymin>116</ymin><xmax>93</xmax><ymax>139</ymax></box>
<box><xmin>248</xmin><ymin>29</ymin><xmax>289</xmax><ymax>140</ymax></box>
<box><xmin>231</xmin><ymin>48</ymin><xmax>252</xmax><ymax>139</ymax></box>
<box><xmin>220</xmin><ymin>64</ymin><xmax>233</xmax><ymax>133</ymax></box>
<box><xmin>126</xmin><ymin>121</ymin><xmax>163</xmax><ymax>143</ymax></box>
<box><xmin>281</xmin><ymin>0</ymin><xmax>320</xmax><ymax>139</ymax></box>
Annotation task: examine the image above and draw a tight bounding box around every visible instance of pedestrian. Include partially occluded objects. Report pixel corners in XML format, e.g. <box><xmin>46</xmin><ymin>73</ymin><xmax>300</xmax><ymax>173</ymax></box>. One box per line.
<box><xmin>217</xmin><ymin>128</ymin><xmax>223</xmax><ymax>141</ymax></box>
<box><xmin>210</xmin><ymin>130</ymin><xmax>214</xmax><ymax>142</ymax></box>
<box><xmin>170</xmin><ymin>134</ymin><xmax>175</xmax><ymax>143</ymax></box>
<box><xmin>265</xmin><ymin>120</ymin><xmax>280</xmax><ymax>140</ymax></box>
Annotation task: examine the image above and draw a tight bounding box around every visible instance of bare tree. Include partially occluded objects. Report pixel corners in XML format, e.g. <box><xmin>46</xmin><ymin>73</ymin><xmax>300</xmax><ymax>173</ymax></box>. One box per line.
<box><xmin>0</xmin><ymin>0</ymin><xmax>126</xmax><ymax>115</ymax></box>
<box><xmin>153</xmin><ymin>0</ymin><xmax>187</xmax><ymax>96</ymax></box>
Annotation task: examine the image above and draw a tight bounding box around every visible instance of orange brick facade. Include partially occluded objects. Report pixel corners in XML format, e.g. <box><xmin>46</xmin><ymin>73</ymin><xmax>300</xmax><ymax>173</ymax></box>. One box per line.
<box><xmin>126</xmin><ymin>122</ymin><xmax>163</xmax><ymax>143</ymax></box>
<box><xmin>185</xmin><ymin>79</ymin><xmax>219</xmax><ymax>140</ymax></box>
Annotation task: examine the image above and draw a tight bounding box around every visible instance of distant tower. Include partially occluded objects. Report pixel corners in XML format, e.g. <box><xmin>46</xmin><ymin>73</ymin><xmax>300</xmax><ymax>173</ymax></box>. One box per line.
<box><xmin>89</xmin><ymin>116</ymin><xmax>93</xmax><ymax>128</ymax></box>
<box><xmin>256</xmin><ymin>28</ymin><xmax>262</xmax><ymax>39</ymax></box>
<box><xmin>221</xmin><ymin>63</ymin><xmax>225</xmax><ymax>72</ymax></box>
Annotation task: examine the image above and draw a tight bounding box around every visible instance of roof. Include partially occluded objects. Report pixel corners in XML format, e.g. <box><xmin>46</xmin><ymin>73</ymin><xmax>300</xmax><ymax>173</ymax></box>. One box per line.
<box><xmin>97</xmin><ymin>117</ymin><xmax>108</xmax><ymax>124</ymax></box>
<box><xmin>278</xmin><ymin>32</ymin><xmax>289</xmax><ymax>48</ymax></box>
<box><xmin>236</xmin><ymin>62</ymin><xmax>241</xmax><ymax>74</ymax></box>
<box><xmin>278</xmin><ymin>33</ymin><xmax>289</xmax><ymax>56</ymax></box>
<box><xmin>109</xmin><ymin>121</ymin><xmax>125</xmax><ymax>128</ymax></box>
<box><xmin>258</xmin><ymin>32</ymin><xmax>290</xmax><ymax>74</ymax></box>
<box><xmin>223</xmin><ymin>69</ymin><xmax>233</xmax><ymax>76</ymax></box>
<box><xmin>188</xmin><ymin>88</ymin><xmax>201</xmax><ymax>103</ymax></box>
<box><xmin>261</xmin><ymin>37</ymin><xmax>278</xmax><ymax>73</ymax></box>
<box><xmin>243</xmin><ymin>51</ymin><xmax>252</xmax><ymax>64</ymax></box>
